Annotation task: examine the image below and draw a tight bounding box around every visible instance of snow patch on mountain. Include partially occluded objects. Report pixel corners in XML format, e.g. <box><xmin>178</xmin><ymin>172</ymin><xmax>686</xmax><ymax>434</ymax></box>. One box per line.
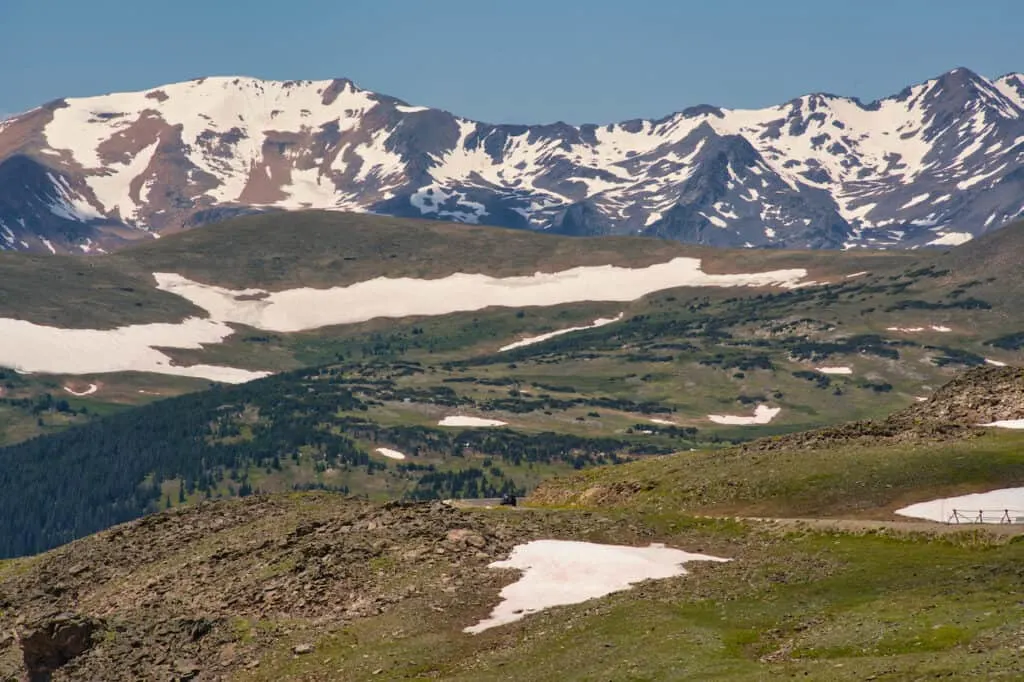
<box><xmin>928</xmin><ymin>231</ymin><xmax>974</xmax><ymax>246</ymax></box>
<box><xmin>708</xmin><ymin>404</ymin><xmax>781</xmax><ymax>425</ymax></box>
<box><xmin>0</xmin><ymin>316</ymin><xmax>268</xmax><ymax>383</ymax></box>
<box><xmin>465</xmin><ymin>540</ymin><xmax>729</xmax><ymax>633</ymax></box>
<box><xmin>499</xmin><ymin>313</ymin><xmax>624</xmax><ymax>352</ymax></box>
<box><xmin>153</xmin><ymin>259</ymin><xmax>808</xmax><ymax>333</ymax></box>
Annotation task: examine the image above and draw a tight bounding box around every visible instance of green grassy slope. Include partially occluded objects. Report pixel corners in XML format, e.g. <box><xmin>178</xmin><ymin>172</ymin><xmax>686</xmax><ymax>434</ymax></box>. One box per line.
<box><xmin>531</xmin><ymin>429</ymin><xmax>1024</xmax><ymax>519</ymax></box>
<box><xmin>0</xmin><ymin>209</ymin><xmax>914</xmax><ymax>328</ymax></box>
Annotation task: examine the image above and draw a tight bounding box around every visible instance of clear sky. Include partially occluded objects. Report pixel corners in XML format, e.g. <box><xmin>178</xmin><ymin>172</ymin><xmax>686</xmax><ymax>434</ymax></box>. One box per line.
<box><xmin>1</xmin><ymin>0</ymin><xmax>1021</xmax><ymax>124</ymax></box>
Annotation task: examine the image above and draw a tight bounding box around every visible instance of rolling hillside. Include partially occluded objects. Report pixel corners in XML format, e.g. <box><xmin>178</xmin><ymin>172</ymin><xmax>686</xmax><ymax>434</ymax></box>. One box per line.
<box><xmin>2</xmin><ymin>376</ymin><xmax>1023</xmax><ymax>680</ymax></box>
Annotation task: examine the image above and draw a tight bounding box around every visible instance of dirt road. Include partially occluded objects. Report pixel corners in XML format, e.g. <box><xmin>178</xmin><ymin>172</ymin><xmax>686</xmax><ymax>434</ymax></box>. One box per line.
<box><xmin>447</xmin><ymin>499</ymin><xmax>1024</xmax><ymax>537</ymax></box>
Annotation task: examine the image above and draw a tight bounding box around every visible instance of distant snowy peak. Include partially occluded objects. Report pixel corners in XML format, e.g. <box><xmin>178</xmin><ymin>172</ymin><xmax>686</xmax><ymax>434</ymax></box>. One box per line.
<box><xmin>0</xmin><ymin>68</ymin><xmax>1022</xmax><ymax>253</ymax></box>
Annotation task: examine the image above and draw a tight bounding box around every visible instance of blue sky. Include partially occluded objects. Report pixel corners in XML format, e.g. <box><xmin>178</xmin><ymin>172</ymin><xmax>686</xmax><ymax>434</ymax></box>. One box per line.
<box><xmin>1</xmin><ymin>0</ymin><xmax>1021</xmax><ymax>123</ymax></box>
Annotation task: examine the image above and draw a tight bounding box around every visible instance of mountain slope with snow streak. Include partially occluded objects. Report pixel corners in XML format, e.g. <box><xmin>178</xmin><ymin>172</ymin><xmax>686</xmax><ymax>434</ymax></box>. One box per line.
<box><xmin>1</xmin><ymin>67</ymin><xmax>1022</xmax><ymax>253</ymax></box>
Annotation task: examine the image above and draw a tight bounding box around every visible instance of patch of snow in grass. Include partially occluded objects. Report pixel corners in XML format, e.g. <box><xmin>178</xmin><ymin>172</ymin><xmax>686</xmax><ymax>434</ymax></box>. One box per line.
<box><xmin>895</xmin><ymin>487</ymin><xmax>1024</xmax><ymax>523</ymax></box>
<box><xmin>886</xmin><ymin>325</ymin><xmax>951</xmax><ymax>333</ymax></box>
<box><xmin>985</xmin><ymin>359</ymin><xmax>1007</xmax><ymax>367</ymax></box>
<box><xmin>844</xmin><ymin>271</ymin><xmax>869</xmax><ymax>279</ymax></box>
<box><xmin>0</xmin><ymin>317</ymin><xmax>268</xmax><ymax>384</ymax></box>
<box><xmin>649</xmin><ymin>418</ymin><xmax>675</xmax><ymax>425</ymax></box>
<box><xmin>464</xmin><ymin>540</ymin><xmax>729</xmax><ymax>633</ymax></box>
<box><xmin>979</xmin><ymin>419</ymin><xmax>1024</xmax><ymax>429</ymax></box>
<box><xmin>815</xmin><ymin>366</ymin><xmax>852</xmax><ymax>375</ymax></box>
<box><xmin>438</xmin><ymin>416</ymin><xmax>507</xmax><ymax>428</ymax></box>
<box><xmin>499</xmin><ymin>313</ymin><xmax>623</xmax><ymax>352</ymax></box>
<box><xmin>375</xmin><ymin>447</ymin><xmax>406</xmax><ymax>460</ymax></box>
<box><xmin>63</xmin><ymin>383</ymin><xmax>98</xmax><ymax>396</ymax></box>
<box><xmin>154</xmin><ymin>258</ymin><xmax>808</xmax><ymax>333</ymax></box>
<box><xmin>707</xmin><ymin>404</ymin><xmax>780</xmax><ymax>426</ymax></box>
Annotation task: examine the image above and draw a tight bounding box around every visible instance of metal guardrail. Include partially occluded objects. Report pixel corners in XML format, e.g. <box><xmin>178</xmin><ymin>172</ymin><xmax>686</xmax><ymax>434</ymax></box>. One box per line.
<box><xmin>947</xmin><ymin>509</ymin><xmax>1024</xmax><ymax>524</ymax></box>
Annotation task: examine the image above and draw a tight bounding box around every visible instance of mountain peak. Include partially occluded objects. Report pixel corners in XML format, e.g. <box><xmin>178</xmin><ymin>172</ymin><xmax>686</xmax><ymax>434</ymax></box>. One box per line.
<box><xmin>932</xmin><ymin>66</ymin><xmax>986</xmax><ymax>90</ymax></box>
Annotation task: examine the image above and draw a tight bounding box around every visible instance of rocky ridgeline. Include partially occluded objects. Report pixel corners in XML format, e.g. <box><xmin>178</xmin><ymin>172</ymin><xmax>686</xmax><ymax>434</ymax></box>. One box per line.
<box><xmin>901</xmin><ymin>366</ymin><xmax>1024</xmax><ymax>424</ymax></box>
<box><xmin>0</xmin><ymin>494</ymin><xmax>628</xmax><ymax>681</ymax></box>
<box><xmin>741</xmin><ymin>366</ymin><xmax>1024</xmax><ymax>453</ymax></box>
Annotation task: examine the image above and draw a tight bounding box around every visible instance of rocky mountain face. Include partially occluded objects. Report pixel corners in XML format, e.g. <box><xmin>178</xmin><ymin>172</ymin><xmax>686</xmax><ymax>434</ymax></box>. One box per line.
<box><xmin>1</xmin><ymin>68</ymin><xmax>1022</xmax><ymax>254</ymax></box>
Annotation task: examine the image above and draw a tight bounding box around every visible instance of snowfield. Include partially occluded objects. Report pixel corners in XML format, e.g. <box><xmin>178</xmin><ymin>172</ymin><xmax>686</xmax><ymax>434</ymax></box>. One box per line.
<box><xmin>375</xmin><ymin>448</ymin><xmax>407</xmax><ymax>460</ymax></box>
<box><xmin>0</xmin><ymin>258</ymin><xmax>810</xmax><ymax>382</ymax></box>
<box><xmin>438</xmin><ymin>416</ymin><xmax>508</xmax><ymax>428</ymax></box>
<box><xmin>464</xmin><ymin>540</ymin><xmax>729</xmax><ymax>633</ymax></box>
<box><xmin>0</xmin><ymin>317</ymin><xmax>269</xmax><ymax>384</ymax></box>
<box><xmin>815</xmin><ymin>366</ymin><xmax>853</xmax><ymax>375</ymax></box>
<box><xmin>708</xmin><ymin>405</ymin><xmax>781</xmax><ymax>425</ymax></box>
<box><xmin>979</xmin><ymin>418</ymin><xmax>1024</xmax><ymax>429</ymax></box>
<box><xmin>895</xmin><ymin>487</ymin><xmax>1024</xmax><ymax>523</ymax></box>
<box><xmin>154</xmin><ymin>259</ymin><xmax>808</xmax><ymax>333</ymax></box>
<box><xmin>499</xmin><ymin>313</ymin><xmax>624</xmax><ymax>352</ymax></box>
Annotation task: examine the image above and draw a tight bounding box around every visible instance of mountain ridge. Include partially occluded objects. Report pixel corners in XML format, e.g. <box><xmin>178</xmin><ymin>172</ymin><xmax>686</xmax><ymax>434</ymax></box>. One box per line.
<box><xmin>0</xmin><ymin>67</ymin><xmax>1022</xmax><ymax>255</ymax></box>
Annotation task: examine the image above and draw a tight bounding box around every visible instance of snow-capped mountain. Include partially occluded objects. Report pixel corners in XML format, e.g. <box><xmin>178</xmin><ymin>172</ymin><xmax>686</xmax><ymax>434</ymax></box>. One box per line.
<box><xmin>1</xmin><ymin>67</ymin><xmax>1022</xmax><ymax>253</ymax></box>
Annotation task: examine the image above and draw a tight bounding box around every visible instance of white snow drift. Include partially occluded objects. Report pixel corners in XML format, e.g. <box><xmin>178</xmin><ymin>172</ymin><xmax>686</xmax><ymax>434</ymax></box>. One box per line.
<box><xmin>708</xmin><ymin>404</ymin><xmax>781</xmax><ymax>426</ymax></box>
<box><xmin>886</xmin><ymin>325</ymin><xmax>952</xmax><ymax>333</ymax></box>
<box><xmin>979</xmin><ymin>418</ymin><xmax>1024</xmax><ymax>429</ymax></box>
<box><xmin>63</xmin><ymin>383</ymin><xmax>98</xmax><ymax>396</ymax></box>
<box><xmin>0</xmin><ymin>317</ymin><xmax>268</xmax><ymax>384</ymax></box>
<box><xmin>438</xmin><ymin>416</ymin><xmax>508</xmax><ymax>428</ymax></box>
<box><xmin>815</xmin><ymin>366</ymin><xmax>853</xmax><ymax>375</ymax></box>
<box><xmin>464</xmin><ymin>540</ymin><xmax>729</xmax><ymax>634</ymax></box>
<box><xmin>499</xmin><ymin>313</ymin><xmax>624</xmax><ymax>352</ymax></box>
<box><xmin>375</xmin><ymin>447</ymin><xmax>407</xmax><ymax>460</ymax></box>
<box><xmin>895</xmin><ymin>487</ymin><xmax>1024</xmax><ymax>523</ymax></box>
<box><xmin>154</xmin><ymin>259</ymin><xmax>808</xmax><ymax>333</ymax></box>
<box><xmin>0</xmin><ymin>257</ymin><xmax>809</xmax><ymax>382</ymax></box>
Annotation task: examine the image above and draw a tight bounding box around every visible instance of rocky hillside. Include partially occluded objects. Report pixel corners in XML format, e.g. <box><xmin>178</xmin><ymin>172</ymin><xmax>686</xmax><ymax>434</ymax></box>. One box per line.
<box><xmin>901</xmin><ymin>366</ymin><xmax>1024</xmax><ymax>424</ymax></box>
<box><xmin>1</xmin><ymin>68</ymin><xmax>1022</xmax><ymax>254</ymax></box>
<box><xmin>0</xmin><ymin>494</ymin><xmax>682</xmax><ymax>681</ymax></box>
<box><xmin>738</xmin><ymin>366</ymin><xmax>1024</xmax><ymax>453</ymax></box>
<box><xmin>0</xmin><ymin>497</ymin><xmax>513</xmax><ymax>680</ymax></box>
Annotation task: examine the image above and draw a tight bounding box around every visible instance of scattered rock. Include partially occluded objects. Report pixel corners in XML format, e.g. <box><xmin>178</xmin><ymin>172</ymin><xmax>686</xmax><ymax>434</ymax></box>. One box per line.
<box><xmin>446</xmin><ymin>528</ymin><xmax>487</xmax><ymax>549</ymax></box>
<box><xmin>19</xmin><ymin>613</ymin><xmax>101</xmax><ymax>682</ymax></box>
<box><xmin>293</xmin><ymin>643</ymin><xmax>314</xmax><ymax>655</ymax></box>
